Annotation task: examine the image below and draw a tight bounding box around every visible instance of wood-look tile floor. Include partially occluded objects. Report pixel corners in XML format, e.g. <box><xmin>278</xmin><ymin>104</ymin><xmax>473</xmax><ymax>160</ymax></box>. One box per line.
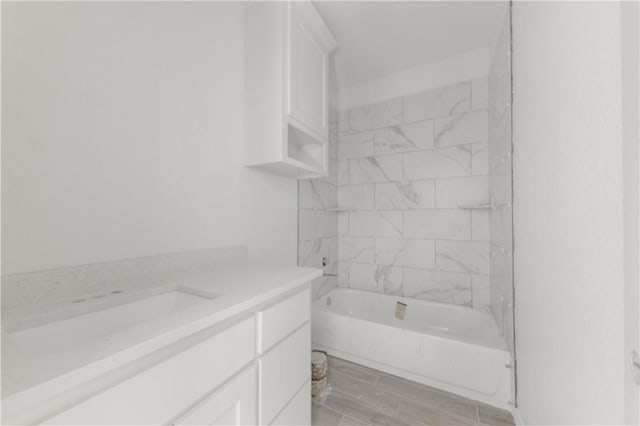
<box><xmin>312</xmin><ymin>356</ymin><xmax>515</xmax><ymax>426</ymax></box>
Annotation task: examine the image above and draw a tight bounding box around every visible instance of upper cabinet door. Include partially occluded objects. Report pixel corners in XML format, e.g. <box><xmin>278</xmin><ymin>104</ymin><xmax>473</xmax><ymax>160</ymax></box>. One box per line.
<box><xmin>287</xmin><ymin>2</ymin><xmax>334</xmax><ymax>142</ymax></box>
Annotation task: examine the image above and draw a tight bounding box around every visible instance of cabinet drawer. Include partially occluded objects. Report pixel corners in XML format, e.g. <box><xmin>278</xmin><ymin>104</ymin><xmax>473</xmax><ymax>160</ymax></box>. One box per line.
<box><xmin>173</xmin><ymin>366</ymin><xmax>256</xmax><ymax>426</ymax></box>
<box><xmin>258</xmin><ymin>288</ymin><xmax>310</xmax><ymax>353</ymax></box>
<box><xmin>270</xmin><ymin>380</ymin><xmax>310</xmax><ymax>426</ymax></box>
<box><xmin>259</xmin><ymin>323</ymin><xmax>310</xmax><ymax>425</ymax></box>
<box><xmin>44</xmin><ymin>318</ymin><xmax>255</xmax><ymax>425</ymax></box>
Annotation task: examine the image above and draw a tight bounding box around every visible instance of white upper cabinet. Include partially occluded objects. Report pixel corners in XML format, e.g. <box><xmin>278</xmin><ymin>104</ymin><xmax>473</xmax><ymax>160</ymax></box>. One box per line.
<box><xmin>287</xmin><ymin>2</ymin><xmax>330</xmax><ymax>140</ymax></box>
<box><xmin>245</xmin><ymin>1</ymin><xmax>336</xmax><ymax>179</ymax></box>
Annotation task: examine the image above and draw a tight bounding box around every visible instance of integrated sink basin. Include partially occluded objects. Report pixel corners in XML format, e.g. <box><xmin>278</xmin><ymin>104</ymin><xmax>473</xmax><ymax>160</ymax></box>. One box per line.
<box><xmin>7</xmin><ymin>288</ymin><xmax>218</xmax><ymax>353</ymax></box>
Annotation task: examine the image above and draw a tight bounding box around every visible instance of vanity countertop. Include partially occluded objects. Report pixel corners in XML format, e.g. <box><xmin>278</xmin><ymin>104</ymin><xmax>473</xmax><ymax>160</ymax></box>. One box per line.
<box><xmin>1</xmin><ymin>261</ymin><xmax>321</xmax><ymax>421</ymax></box>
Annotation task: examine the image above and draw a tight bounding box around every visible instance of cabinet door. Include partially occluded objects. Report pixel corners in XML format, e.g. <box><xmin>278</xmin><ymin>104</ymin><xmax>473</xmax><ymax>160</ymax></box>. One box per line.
<box><xmin>173</xmin><ymin>366</ymin><xmax>257</xmax><ymax>426</ymax></box>
<box><xmin>259</xmin><ymin>323</ymin><xmax>311</xmax><ymax>425</ymax></box>
<box><xmin>258</xmin><ymin>288</ymin><xmax>310</xmax><ymax>353</ymax></box>
<box><xmin>270</xmin><ymin>380</ymin><xmax>310</xmax><ymax>426</ymax></box>
<box><xmin>288</xmin><ymin>3</ymin><xmax>328</xmax><ymax>141</ymax></box>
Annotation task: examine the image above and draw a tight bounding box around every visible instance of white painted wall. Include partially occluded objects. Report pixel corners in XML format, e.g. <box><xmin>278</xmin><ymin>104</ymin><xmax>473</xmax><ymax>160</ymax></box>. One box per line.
<box><xmin>513</xmin><ymin>2</ymin><xmax>627</xmax><ymax>424</ymax></box>
<box><xmin>1</xmin><ymin>2</ymin><xmax>298</xmax><ymax>275</ymax></box>
<box><xmin>337</xmin><ymin>48</ymin><xmax>489</xmax><ymax>110</ymax></box>
<box><xmin>621</xmin><ymin>1</ymin><xmax>640</xmax><ymax>424</ymax></box>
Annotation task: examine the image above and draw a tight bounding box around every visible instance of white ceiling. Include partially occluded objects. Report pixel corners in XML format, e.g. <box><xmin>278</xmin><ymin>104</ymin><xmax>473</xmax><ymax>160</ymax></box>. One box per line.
<box><xmin>314</xmin><ymin>1</ymin><xmax>505</xmax><ymax>88</ymax></box>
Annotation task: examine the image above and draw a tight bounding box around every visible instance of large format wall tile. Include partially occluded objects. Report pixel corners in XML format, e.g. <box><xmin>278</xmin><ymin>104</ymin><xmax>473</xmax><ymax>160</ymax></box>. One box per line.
<box><xmin>349</xmin><ymin>155</ymin><xmax>403</xmax><ymax>184</ymax></box>
<box><xmin>316</xmin><ymin>211</ymin><xmax>337</xmax><ymax>238</ymax></box>
<box><xmin>471</xmin><ymin>77</ymin><xmax>489</xmax><ymax>110</ymax></box>
<box><xmin>337</xmin><ymin>261</ymin><xmax>349</xmax><ymax>286</ymax></box>
<box><xmin>348</xmin><ymin>263</ymin><xmax>380</xmax><ymax>291</ymax></box>
<box><xmin>299</xmin><ymin>238</ymin><xmax>328</xmax><ymax>269</ymax></box>
<box><xmin>298</xmin><ymin>209</ymin><xmax>316</xmax><ymax>242</ymax></box>
<box><xmin>375</xmin><ymin>264</ymin><xmax>403</xmax><ymax>294</ymax></box>
<box><xmin>471</xmin><ymin>210</ymin><xmax>490</xmax><ymax>241</ymax></box>
<box><xmin>471</xmin><ymin>274</ymin><xmax>490</xmax><ymax>309</ymax></box>
<box><xmin>375</xmin><ymin>180</ymin><xmax>435</xmax><ymax>210</ymax></box>
<box><xmin>337</xmin><ymin>160</ymin><xmax>349</xmax><ymax>185</ymax></box>
<box><xmin>349</xmin><ymin>210</ymin><xmax>403</xmax><ymax>237</ymax></box>
<box><xmin>490</xmin><ymin>113</ymin><xmax>511</xmax><ymax>166</ymax></box>
<box><xmin>435</xmin><ymin>241</ymin><xmax>490</xmax><ymax>275</ymax></box>
<box><xmin>402</xmin><ymin>268</ymin><xmax>472</xmax><ymax>305</ymax></box>
<box><xmin>403</xmin><ymin>209</ymin><xmax>470</xmax><ymax>240</ymax></box>
<box><xmin>434</xmin><ymin>110</ymin><xmax>489</xmax><ymax>148</ymax></box>
<box><xmin>402</xmin><ymin>82</ymin><xmax>471</xmax><ymax>123</ymax></box>
<box><xmin>403</xmin><ymin>146</ymin><xmax>472</xmax><ymax>180</ymax></box>
<box><xmin>435</xmin><ymin>176</ymin><xmax>489</xmax><ymax>208</ymax></box>
<box><xmin>311</xmin><ymin>275</ymin><xmax>337</xmax><ymax>301</ymax></box>
<box><xmin>491</xmin><ymin>159</ymin><xmax>512</xmax><ymax>205</ymax></box>
<box><xmin>299</xmin><ymin>180</ymin><xmax>330</xmax><ymax>209</ymax></box>
<box><xmin>374</xmin><ymin>238</ymin><xmax>435</xmax><ymax>269</ymax></box>
<box><xmin>338</xmin><ymin>110</ymin><xmax>348</xmax><ymax>133</ymax></box>
<box><xmin>471</xmin><ymin>142</ymin><xmax>489</xmax><ymax>175</ymax></box>
<box><xmin>337</xmin><ymin>211</ymin><xmax>349</xmax><ymax>236</ymax></box>
<box><xmin>349</xmin><ymin>263</ymin><xmax>402</xmax><ymax>294</ymax></box>
<box><xmin>490</xmin><ymin>205</ymin><xmax>513</xmax><ymax>250</ymax></box>
<box><xmin>374</xmin><ymin>120</ymin><xmax>434</xmax><ymax>154</ymax></box>
<box><xmin>338</xmin><ymin>184</ymin><xmax>375</xmax><ymax>210</ymax></box>
<box><xmin>338</xmin><ymin>131</ymin><xmax>375</xmax><ymax>159</ymax></box>
<box><xmin>349</xmin><ymin>98</ymin><xmax>402</xmax><ymax>132</ymax></box>
<box><xmin>339</xmin><ymin>237</ymin><xmax>375</xmax><ymax>263</ymax></box>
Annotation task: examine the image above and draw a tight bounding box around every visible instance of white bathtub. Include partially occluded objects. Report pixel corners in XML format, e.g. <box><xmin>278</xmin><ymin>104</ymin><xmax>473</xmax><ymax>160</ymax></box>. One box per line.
<box><xmin>312</xmin><ymin>288</ymin><xmax>512</xmax><ymax>410</ymax></box>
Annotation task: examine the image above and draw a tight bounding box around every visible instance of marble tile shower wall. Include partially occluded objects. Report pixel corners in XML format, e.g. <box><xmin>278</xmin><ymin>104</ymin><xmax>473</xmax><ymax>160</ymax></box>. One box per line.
<box><xmin>489</xmin><ymin>11</ymin><xmax>514</xmax><ymax>351</ymax></box>
<box><xmin>333</xmin><ymin>81</ymin><xmax>491</xmax><ymax>309</ymax></box>
<box><xmin>298</xmin><ymin>108</ymin><xmax>339</xmax><ymax>300</ymax></box>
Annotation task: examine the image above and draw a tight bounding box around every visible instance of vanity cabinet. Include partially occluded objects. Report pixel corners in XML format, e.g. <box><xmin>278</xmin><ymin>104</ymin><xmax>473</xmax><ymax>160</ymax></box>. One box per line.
<box><xmin>40</xmin><ymin>287</ymin><xmax>312</xmax><ymax>426</ymax></box>
<box><xmin>172</xmin><ymin>366</ymin><xmax>257</xmax><ymax>426</ymax></box>
<box><xmin>244</xmin><ymin>1</ymin><xmax>336</xmax><ymax>178</ymax></box>
<box><xmin>271</xmin><ymin>381</ymin><xmax>311</xmax><ymax>426</ymax></box>
<box><xmin>44</xmin><ymin>318</ymin><xmax>256</xmax><ymax>425</ymax></box>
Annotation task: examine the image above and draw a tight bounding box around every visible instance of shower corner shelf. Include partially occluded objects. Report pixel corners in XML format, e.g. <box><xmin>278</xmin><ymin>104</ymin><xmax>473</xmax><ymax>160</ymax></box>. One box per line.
<box><xmin>326</xmin><ymin>208</ymin><xmax>359</xmax><ymax>212</ymax></box>
<box><xmin>458</xmin><ymin>203</ymin><xmax>494</xmax><ymax>210</ymax></box>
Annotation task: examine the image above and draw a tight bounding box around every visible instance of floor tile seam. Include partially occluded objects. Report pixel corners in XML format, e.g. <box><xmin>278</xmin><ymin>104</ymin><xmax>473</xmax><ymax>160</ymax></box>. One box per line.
<box><xmin>384</xmin><ymin>389</ymin><xmax>480</xmax><ymax>422</ymax></box>
<box><xmin>379</xmin><ymin>383</ymin><xmax>477</xmax><ymax>407</ymax></box>
<box><xmin>329</xmin><ymin>372</ymin><xmax>379</xmax><ymax>387</ymax></box>
<box><xmin>324</xmin><ymin>388</ymin><xmax>412</xmax><ymax>424</ymax></box>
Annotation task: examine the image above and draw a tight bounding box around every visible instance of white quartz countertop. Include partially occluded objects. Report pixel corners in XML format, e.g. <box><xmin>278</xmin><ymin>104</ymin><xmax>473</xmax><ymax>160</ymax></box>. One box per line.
<box><xmin>1</xmin><ymin>261</ymin><xmax>321</xmax><ymax>421</ymax></box>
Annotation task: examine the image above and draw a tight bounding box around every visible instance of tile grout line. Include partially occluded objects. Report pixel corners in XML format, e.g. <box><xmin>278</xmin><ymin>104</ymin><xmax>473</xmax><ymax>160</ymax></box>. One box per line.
<box><xmin>317</xmin><ymin>391</ymin><xmax>366</xmax><ymax>424</ymax></box>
